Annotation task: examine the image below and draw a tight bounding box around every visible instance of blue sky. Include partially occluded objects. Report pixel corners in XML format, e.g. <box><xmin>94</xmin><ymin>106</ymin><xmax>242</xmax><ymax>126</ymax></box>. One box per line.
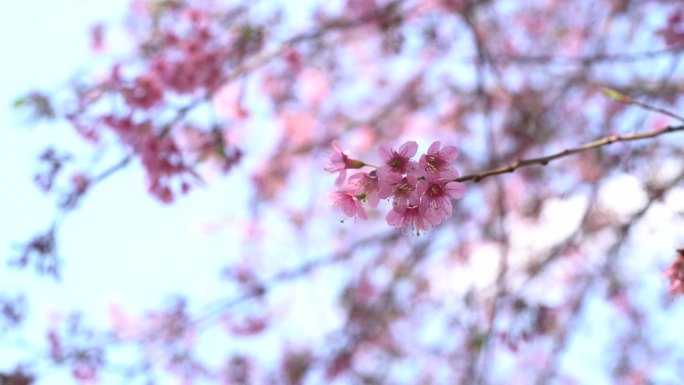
<box><xmin>0</xmin><ymin>0</ymin><xmax>248</xmax><ymax>368</ymax></box>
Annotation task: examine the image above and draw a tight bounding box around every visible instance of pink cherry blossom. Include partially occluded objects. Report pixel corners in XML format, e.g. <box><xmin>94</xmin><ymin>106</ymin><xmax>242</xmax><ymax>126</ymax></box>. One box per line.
<box><xmin>386</xmin><ymin>204</ymin><xmax>435</xmax><ymax>236</ymax></box>
<box><xmin>377</xmin><ymin>141</ymin><xmax>420</xmax><ymax>182</ymax></box>
<box><xmin>329</xmin><ymin>189</ymin><xmax>368</xmax><ymax>221</ymax></box>
<box><xmin>325</xmin><ymin>141</ymin><xmax>365</xmax><ymax>186</ymax></box>
<box><xmin>390</xmin><ymin>174</ymin><xmax>419</xmax><ymax>209</ymax></box>
<box><xmin>415</xmin><ymin>178</ymin><xmax>467</xmax><ymax>224</ymax></box>
<box><xmin>419</xmin><ymin>141</ymin><xmax>459</xmax><ymax>181</ymax></box>
<box><xmin>326</xmin><ymin>141</ymin><xmax>349</xmax><ymax>186</ymax></box>
<box><xmin>327</xmin><ymin>140</ymin><xmax>467</xmax><ymax>235</ymax></box>
<box><xmin>376</xmin><ymin>171</ymin><xmax>402</xmax><ymax>200</ymax></box>
<box><xmin>348</xmin><ymin>172</ymin><xmax>387</xmax><ymax>207</ymax></box>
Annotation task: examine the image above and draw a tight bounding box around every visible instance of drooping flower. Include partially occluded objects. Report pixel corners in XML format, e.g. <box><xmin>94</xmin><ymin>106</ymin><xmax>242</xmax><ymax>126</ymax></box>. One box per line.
<box><xmin>386</xmin><ymin>204</ymin><xmax>435</xmax><ymax>236</ymax></box>
<box><xmin>325</xmin><ymin>140</ymin><xmax>365</xmax><ymax>186</ymax></box>
<box><xmin>329</xmin><ymin>188</ymin><xmax>368</xmax><ymax>221</ymax></box>
<box><xmin>348</xmin><ymin>171</ymin><xmax>390</xmax><ymax>207</ymax></box>
<box><xmin>419</xmin><ymin>141</ymin><xmax>459</xmax><ymax>181</ymax></box>
<box><xmin>377</xmin><ymin>141</ymin><xmax>420</xmax><ymax>183</ymax></box>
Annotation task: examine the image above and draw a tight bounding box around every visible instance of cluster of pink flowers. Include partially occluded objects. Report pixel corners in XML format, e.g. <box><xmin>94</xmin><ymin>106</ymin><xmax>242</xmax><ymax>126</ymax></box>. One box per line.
<box><xmin>327</xmin><ymin>140</ymin><xmax>467</xmax><ymax>235</ymax></box>
<box><xmin>63</xmin><ymin>5</ymin><xmax>247</xmax><ymax>204</ymax></box>
<box><xmin>107</xmin><ymin>7</ymin><xmax>230</xmax><ymax>112</ymax></box>
<box><xmin>101</xmin><ymin>115</ymin><xmax>190</xmax><ymax>203</ymax></box>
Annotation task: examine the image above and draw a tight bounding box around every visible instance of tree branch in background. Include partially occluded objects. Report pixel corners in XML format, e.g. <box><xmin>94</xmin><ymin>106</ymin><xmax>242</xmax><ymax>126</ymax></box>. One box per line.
<box><xmin>457</xmin><ymin>124</ymin><xmax>684</xmax><ymax>183</ymax></box>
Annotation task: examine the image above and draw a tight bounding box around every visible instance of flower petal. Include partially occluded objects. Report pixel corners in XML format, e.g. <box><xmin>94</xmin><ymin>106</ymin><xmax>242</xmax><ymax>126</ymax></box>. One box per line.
<box><xmin>445</xmin><ymin>181</ymin><xmax>467</xmax><ymax>199</ymax></box>
<box><xmin>398</xmin><ymin>141</ymin><xmax>418</xmax><ymax>158</ymax></box>
<box><xmin>378</xmin><ymin>144</ymin><xmax>393</xmax><ymax>162</ymax></box>
<box><xmin>427</xmin><ymin>141</ymin><xmax>441</xmax><ymax>154</ymax></box>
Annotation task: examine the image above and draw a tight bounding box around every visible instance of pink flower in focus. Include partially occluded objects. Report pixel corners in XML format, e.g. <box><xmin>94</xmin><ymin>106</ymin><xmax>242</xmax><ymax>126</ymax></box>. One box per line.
<box><xmin>325</xmin><ymin>141</ymin><xmax>364</xmax><ymax>186</ymax></box>
<box><xmin>348</xmin><ymin>172</ymin><xmax>387</xmax><ymax>207</ymax></box>
<box><xmin>415</xmin><ymin>178</ymin><xmax>467</xmax><ymax>224</ymax></box>
<box><xmin>329</xmin><ymin>189</ymin><xmax>368</xmax><ymax>221</ymax></box>
<box><xmin>390</xmin><ymin>174</ymin><xmax>419</xmax><ymax>209</ymax></box>
<box><xmin>419</xmin><ymin>141</ymin><xmax>459</xmax><ymax>181</ymax></box>
<box><xmin>376</xmin><ymin>171</ymin><xmax>402</xmax><ymax>200</ymax></box>
<box><xmin>377</xmin><ymin>141</ymin><xmax>420</xmax><ymax>182</ymax></box>
<box><xmin>327</xmin><ymin>140</ymin><xmax>467</xmax><ymax>235</ymax></box>
<box><xmin>326</xmin><ymin>141</ymin><xmax>350</xmax><ymax>186</ymax></box>
<box><xmin>386</xmin><ymin>204</ymin><xmax>435</xmax><ymax>236</ymax></box>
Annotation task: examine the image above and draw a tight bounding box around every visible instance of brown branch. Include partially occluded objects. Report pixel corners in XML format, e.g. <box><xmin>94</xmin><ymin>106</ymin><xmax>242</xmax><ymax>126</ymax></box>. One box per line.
<box><xmin>456</xmin><ymin>124</ymin><xmax>684</xmax><ymax>183</ymax></box>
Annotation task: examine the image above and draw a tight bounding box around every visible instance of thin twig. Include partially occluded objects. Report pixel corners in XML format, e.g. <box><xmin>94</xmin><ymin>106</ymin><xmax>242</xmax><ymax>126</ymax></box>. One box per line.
<box><xmin>456</xmin><ymin>125</ymin><xmax>684</xmax><ymax>183</ymax></box>
<box><xmin>603</xmin><ymin>87</ymin><xmax>684</xmax><ymax>123</ymax></box>
<box><xmin>487</xmin><ymin>44</ymin><xmax>684</xmax><ymax>66</ymax></box>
